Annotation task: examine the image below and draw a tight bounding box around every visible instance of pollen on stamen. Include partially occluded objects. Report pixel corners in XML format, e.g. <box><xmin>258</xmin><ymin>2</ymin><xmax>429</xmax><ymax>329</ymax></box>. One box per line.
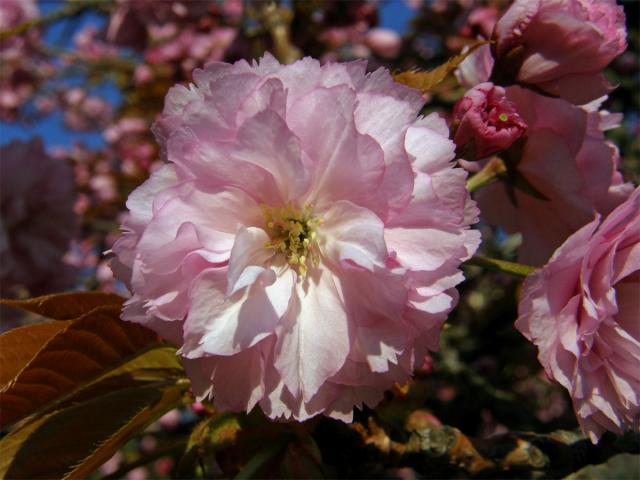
<box><xmin>261</xmin><ymin>203</ymin><xmax>321</xmax><ymax>276</ymax></box>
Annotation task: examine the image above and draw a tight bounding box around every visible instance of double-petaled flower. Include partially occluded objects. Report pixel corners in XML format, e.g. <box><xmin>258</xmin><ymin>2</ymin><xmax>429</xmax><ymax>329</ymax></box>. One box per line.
<box><xmin>112</xmin><ymin>54</ymin><xmax>480</xmax><ymax>420</ymax></box>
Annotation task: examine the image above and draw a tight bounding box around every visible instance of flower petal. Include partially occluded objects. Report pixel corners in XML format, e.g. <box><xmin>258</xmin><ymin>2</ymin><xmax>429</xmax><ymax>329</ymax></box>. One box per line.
<box><xmin>274</xmin><ymin>268</ymin><xmax>349</xmax><ymax>402</ymax></box>
<box><xmin>319</xmin><ymin>201</ymin><xmax>387</xmax><ymax>271</ymax></box>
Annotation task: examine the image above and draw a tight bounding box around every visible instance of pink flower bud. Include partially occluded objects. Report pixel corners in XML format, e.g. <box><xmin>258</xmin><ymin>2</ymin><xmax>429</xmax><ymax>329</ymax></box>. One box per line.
<box><xmin>493</xmin><ymin>0</ymin><xmax>627</xmax><ymax>104</ymax></box>
<box><xmin>452</xmin><ymin>82</ymin><xmax>526</xmax><ymax>159</ymax></box>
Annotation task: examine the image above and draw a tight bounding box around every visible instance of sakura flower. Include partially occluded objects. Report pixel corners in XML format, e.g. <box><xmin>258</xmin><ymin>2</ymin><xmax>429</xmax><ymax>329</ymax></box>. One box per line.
<box><xmin>452</xmin><ymin>82</ymin><xmax>526</xmax><ymax>160</ymax></box>
<box><xmin>475</xmin><ymin>87</ymin><xmax>633</xmax><ymax>266</ymax></box>
<box><xmin>112</xmin><ymin>54</ymin><xmax>480</xmax><ymax>421</ymax></box>
<box><xmin>0</xmin><ymin>139</ymin><xmax>77</xmax><ymax>295</ymax></box>
<box><xmin>516</xmin><ymin>187</ymin><xmax>640</xmax><ymax>442</ymax></box>
<box><xmin>492</xmin><ymin>0</ymin><xmax>627</xmax><ymax>105</ymax></box>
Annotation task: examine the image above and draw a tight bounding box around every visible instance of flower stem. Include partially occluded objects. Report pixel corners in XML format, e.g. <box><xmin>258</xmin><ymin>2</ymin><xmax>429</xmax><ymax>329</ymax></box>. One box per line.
<box><xmin>466</xmin><ymin>156</ymin><xmax>507</xmax><ymax>193</ymax></box>
<box><xmin>465</xmin><ymin>255</ymin><xmax>535</xmax><ymax>277</ymax></box>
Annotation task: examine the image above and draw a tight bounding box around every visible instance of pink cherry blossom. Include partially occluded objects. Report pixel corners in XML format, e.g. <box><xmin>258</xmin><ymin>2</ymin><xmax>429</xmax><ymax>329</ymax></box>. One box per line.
<box><xmin>112</xmin><ymin>54</ymin><xmax>480</xmax><ymax>421</ymax></box>
<box><xmin>493</xmin><ymin>0</ymin><xmax>627</xmax><ymax>105</ymax></box>
<box><xmin>516</xmin><ymin>187</ymin><xmax>640</xmax><ymax>442</ymax></box>
<box><xmin>475</xmin><ymin>87</ymin><xmax>633</xmax><ymax>266</ymax></box>
<box><xmin>0</xmin><ymin>139</ymin><xmax>77</xmax><ymax>295</ymax></box>
<box><xmin>452</xmin><ymin>82</ymin><xmax>526</xmax><ymax>160</ymax></box>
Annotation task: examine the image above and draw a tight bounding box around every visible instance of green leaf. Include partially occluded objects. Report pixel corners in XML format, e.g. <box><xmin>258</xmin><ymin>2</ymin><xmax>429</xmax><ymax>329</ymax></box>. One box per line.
<box><xmin>0</xmin><ymin>291</ymin><xmax>124</xmax><ymax>321</ymax></box>
<box><xmin>0</xmin><ymin>321</ymin><xmax>72</xmax><ymax>387</ymax></box>
<box><xmin>0</xmin><ymin>304</ymin><xmax>161</xmax><ymax>428</ymax></box>
<box><xmin>0</xmin><ymin>380</ymin><xmax>188</xmax><ymax>479</ymax></box>
<box><xmin>393</xmin><ymin>40</ymin><xmax>488</xmax><ymax>93</ymax></box>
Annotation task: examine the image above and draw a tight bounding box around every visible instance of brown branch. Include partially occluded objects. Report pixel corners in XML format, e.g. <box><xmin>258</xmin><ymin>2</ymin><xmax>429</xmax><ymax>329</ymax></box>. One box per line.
<box><xmin>350</xmin><ymin>414</ymin><xmax>640</xmax><ymax>478</ymax></box>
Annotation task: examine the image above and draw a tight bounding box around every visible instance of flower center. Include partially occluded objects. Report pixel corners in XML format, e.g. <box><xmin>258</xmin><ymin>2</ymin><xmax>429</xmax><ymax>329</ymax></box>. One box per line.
<box><xmin>261</xmin><ymin>203</ymin><xmax>321</xmax><ymax>276</ymax></box>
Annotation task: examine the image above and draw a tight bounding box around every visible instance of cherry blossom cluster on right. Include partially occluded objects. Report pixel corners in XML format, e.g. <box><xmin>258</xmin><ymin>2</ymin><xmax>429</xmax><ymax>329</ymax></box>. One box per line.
<box><xmin>454</xmin><ymin>0</ymin><xmax>638</xmax><ymax>442</ymax></box>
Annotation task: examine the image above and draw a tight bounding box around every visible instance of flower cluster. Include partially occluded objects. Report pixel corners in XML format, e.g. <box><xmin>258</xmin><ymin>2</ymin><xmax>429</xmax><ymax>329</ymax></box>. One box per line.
<box><xmin>453</xmin><ymin>0</ymin><xmax>632</xmax><ymax>265</ymax></box>
<box><xmin>449</xmin><ymin>0</ymin><xmax>636</xmax><ymax>442</ymax></box>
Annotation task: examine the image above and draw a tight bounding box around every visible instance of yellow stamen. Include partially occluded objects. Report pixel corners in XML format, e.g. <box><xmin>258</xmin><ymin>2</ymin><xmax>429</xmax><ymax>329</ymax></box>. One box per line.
<box><xmin>261</xmin><ymin>203</ymin><xmax>320</xmax><ymax>276</ymax></box>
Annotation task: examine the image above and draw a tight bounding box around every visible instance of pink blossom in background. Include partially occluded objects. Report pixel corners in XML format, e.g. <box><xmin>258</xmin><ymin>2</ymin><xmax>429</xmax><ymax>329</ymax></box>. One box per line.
<box><xmin>452</xmin><ymin>82</ymin><xmax>526</xmax><ymax>160</ymax></box>
<box><xmin>460</xmin><ymin>5</ymin><xmax>498</xmax><ymax>39</ymax></box>
<box><xmin>105</xmin><ymin>0</ymin><xmax>211</xmax><ymax>50</ymax></box>
<box><xmin>133</xmin><ymin>64</ymin><xmax>154</xmax><ymax>86</ymax></box>
<box><xmin>62</xmin><ymin>92</ymin><xmax>114</xmax><ymax>131</ymax></box>
<box><xmin>126</xmin><ymin>467</ymin><xmax>148</xmax><ymax>480</ymax></box>
<box><xmin>73</xmin><ymin>25</ymin><xmax>119</xmax><ymax>61</ymax></box>
<box><xmin>365</xmin><ymin>28</ymin><xmax>402</xmax><ymax>59</ymax></box>
<box><xmin>475</xmin><ymin>87</ymin><xmax>633</xmax><ymax>266</ymax></box>
<box><xmin>103</xmin><ymin>117</ymin><xmax>148</xmax><ymax>144</ymax></box>
<box><xmin>144</xmin><ymin>27</ymin><xmax>237</xmax><ymax>72</ymax></box>
<box><xmin>104</xmin><ymin>117</ymin><xmax>157</xmax><ymax>173</ymax></box>
<box><xmin>112</xmin><ymin>54</ymin><xmax>480</xmax><ymax>421</ymax></box>
<box><xmin>0</xmin><ymin>0</ymin><xmax>42</xmax><ymax>120</ymax></box>
<box><xmin>493</xmin><ymin>0</ymin><xmax>627</xmax><ymax>105</ymax></box>
<box><xmin>0</xmin><ymin>0</ymin><xmax>38</xmax><ymax>58</ymax></box>
<box><xmin>317</xmin><ymin>0</ymin><xmax>378</xmax><ymax>55</ymax></box>
<box><xmin>0</xmin><ymin>139</ymin><xmax>77</xmax><ymax>295</ymax></box>
<box><xmin>516</xmin><ymin>188</ymin><xmax>640</xmax><ymax>442</ymax></box>
<box><xmin>99</xmin><ymin>451</ymin><xmax>123</xmax><ymax>476</ymax></box>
